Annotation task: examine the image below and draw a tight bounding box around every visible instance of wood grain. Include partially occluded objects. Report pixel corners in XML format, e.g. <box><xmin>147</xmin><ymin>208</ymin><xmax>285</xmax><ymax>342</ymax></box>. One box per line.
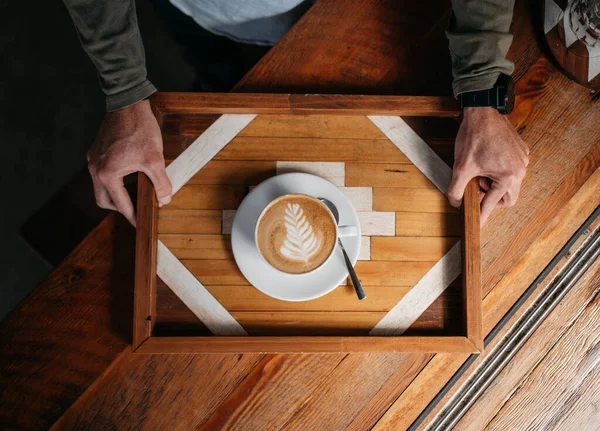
<box><xmin>281</xmin><ymin>353</ymin><xmax>414</xmax><ymax>430</ymax></box>
<box><xmin>133</xmin><ymin>174</ymin><xmax>158</xmax><ymax>348</ymax></box>
<box><xmin>52</xmin><ymin>352</ymin><xmax>265</xmax><ymax>431</ymax></box>
<box><xmin>371</xmin><ymin>237</ymin><xmax>459</xmax><ymax>261</ymax></box>
<box><xmin>151</xmin><ymin>93</ymin><xmax>459</xmax><ymax>116</ymax></box>
<box><xmin>374</xmin><ymin>188</ymin><xmax>457</xmax><ymax>213</ymax></box>
<box><xmin>352</xmin><ymin>261</ymin><xmax>436</xmax><ymax>286</ymax></box>
<box><xmin>214</xmin><ymin>136</ymin><xmax>411</xmax><ymax>163</ymax></box>
<box><xmin>137</xmin><ymin>336</ymin><xmax>479</xmax><ymax>354</ymax></box>
<box><xmin>346</xmin><ymin>163</ymin><xmax>437</xmax><ymax>188</ymax></box>
<box><xmin>462</xmin><ymin>179</ymin><xmax>482</xmax><ymax>349</ymax></box>
<box><xmin>158</xmin><ymin>234</ymin><xmax>233</xmax><ymax>260</ymax></box>
<box><xmin>185</xmin><ymin>160</ymin><xmax>275</xmax><ymax>185</ymax></box>
<box><xmin>238</xmin><ymin>114</ymin><xmax>387</xmax><ymax>139</ymax></box>
<box><xmin>481</xmin><ymin>280</ymin><xmax>600</xmax><ymax>431</ymax></box>
<box><xmin>0</xmin><ymin>216</ymin><xmax>135</xmax><ymax>429</ymax></box>
<box><xmin>181</xmin><ymin>259</ymin><xmax>249</xmax><ymax>286</ymax></box>
<box><xmin>157</xmin><ymin>280</ymin><xmax>410</xmax><ymax>312</ymax></box>
<box><xmin>158</xmin><ymin>209</ymin><xmax>222</xmax><ymax>234</ymax></box>
<box><xmin>395</xmin><ymin>212</ymin><xmax>463</xmax><ymax>237</ymax></box>
<box><xmin>167</xmin><ymin>185</ymin><xmax>247</xmax><ymax>210</ymax></box>
<box><xmin>276</xmin><ymin>161</ymin><xmax>345</xmax><ymax>186</ymax></box>
<box><xmin>454</xmin><ymin>260</ymin><xmax>600</xmax><ymax>430</ymax></box>
<box><xmin>230</xmin><ymin>311</ymin><xmax>387</xmax><ymax>335</ymax></box>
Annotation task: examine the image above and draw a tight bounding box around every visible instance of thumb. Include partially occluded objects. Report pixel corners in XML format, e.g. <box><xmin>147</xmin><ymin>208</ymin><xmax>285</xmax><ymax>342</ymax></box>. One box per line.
<box><xmin>142</xmin><ymin>159</ymin><xmax>172</xmax><ymax>206</ymax></box>
<box><xmin>447</xmin><ymin>166</ymin><xmax>475</xmax><ymax>208</ymax></box>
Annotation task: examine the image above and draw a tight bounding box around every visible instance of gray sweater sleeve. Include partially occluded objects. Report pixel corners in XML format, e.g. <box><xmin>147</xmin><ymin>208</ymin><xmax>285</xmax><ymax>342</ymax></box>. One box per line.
<box><xmin>447</xmin><ymin>0</ymin><xmax>516</xmax><ymax>98</ymax></box>
<box><xmin>62</xmin><ymin>0</ymin><xmax>156</xmax><ymax>111</ymax></box>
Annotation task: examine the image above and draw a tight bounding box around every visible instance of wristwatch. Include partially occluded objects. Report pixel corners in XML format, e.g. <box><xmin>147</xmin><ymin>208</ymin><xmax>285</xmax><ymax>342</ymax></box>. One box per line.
<box><xmin>458</xmin><ymin>74</ymin><xmax>515</xmax><ymax>115</ymax></box>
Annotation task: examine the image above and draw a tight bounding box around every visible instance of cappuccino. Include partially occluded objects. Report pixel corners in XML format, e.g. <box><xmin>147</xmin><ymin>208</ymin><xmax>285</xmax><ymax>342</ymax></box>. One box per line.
<box><xmin>256</xmin><ymin>194</ymin><xmax>337</xmax><ymax>274</ymax></box>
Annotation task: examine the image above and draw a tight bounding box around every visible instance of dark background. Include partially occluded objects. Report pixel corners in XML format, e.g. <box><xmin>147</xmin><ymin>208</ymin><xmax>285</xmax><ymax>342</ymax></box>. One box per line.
<box><xmin>0</xmin><ymin>0</ymin><xmax>269</xmax><ymax>319</ymax></box>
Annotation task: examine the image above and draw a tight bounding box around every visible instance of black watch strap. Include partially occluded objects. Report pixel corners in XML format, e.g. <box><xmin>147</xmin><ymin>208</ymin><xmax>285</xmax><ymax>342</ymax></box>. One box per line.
<box><xmin>459</xmin><ymin>74</ymin><xmax>514</xmax><ymax>114</ymax></box>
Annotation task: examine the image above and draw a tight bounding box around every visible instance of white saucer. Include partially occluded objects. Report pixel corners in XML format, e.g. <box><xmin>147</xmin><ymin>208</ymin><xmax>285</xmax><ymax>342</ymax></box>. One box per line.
<box><xmin>231</xmin><ymin>173</ymin><xmax>361</xmax><ymax>302</ymax></box>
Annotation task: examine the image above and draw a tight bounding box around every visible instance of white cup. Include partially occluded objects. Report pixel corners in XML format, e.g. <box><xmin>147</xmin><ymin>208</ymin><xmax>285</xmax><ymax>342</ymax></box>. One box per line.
<box><xmin>254</xmin><ymin>193</ymin><xmax>358</xmax><ymax>275</ymax></box>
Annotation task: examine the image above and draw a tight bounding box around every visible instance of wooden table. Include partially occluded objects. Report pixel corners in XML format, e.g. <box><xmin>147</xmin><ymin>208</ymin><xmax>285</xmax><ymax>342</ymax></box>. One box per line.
<box><xmin>2</xmin><ymin>0</ymin><xmax>600</xmax><ymax>429</ymax></box>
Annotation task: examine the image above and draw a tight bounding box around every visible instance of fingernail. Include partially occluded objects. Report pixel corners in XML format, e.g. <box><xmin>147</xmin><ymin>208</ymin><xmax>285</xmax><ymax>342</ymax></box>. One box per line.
<box><xmin>159</xmin><ymin>196</ymin><xmax>171</xmax><ymax>206</ymax></box>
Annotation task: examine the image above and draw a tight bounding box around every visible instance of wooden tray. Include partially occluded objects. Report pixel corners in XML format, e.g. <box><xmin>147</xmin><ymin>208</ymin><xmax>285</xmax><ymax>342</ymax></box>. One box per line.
<box><xmin>133</xmin><ymin>93</ymin><xmax>481</xmax><ymax>354</ymax></box>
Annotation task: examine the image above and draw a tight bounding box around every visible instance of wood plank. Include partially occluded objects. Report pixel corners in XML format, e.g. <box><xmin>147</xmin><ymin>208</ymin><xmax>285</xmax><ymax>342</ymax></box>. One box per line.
<box><xmin>153</xmin><ymin>92</ymin><xmax>291</xmax><ymax>113</ymax></box>
<box><xmin>160</xmin><ymin>113</ymin><xmax>220</xmax><ymax>136</ymax></box>
<box><xmin>238</xmin><ymin>114</ymin><xmax>387</xmax><ymax>139</ymax></box>
<box><xmin>373</xmin><ymin>353</ymin><xmax>468</xmax><ymax>431</ymax></box>
<box><xmin>157</xmin><ymin>279</ymin><xmax>410</xmax><ymax>312</ymax></box>
<box><xmin>230</xmin><ymin>311</ymin><xmax>387</xmax><ymax>335</ymax></box>
<box><xmin>166</xmin><ymin>114</ymin><xmax>256</xmax><ymax>194</ymax></box>
<box><xmin>0</xmin><ymin>217</ymin><xmax>135</xmax><ymax>430</ymax></box>
<box><xmin>133</xmin><ymin>174</ymin><xmax>158</xmax><ymax>348</ymax></box>
<box><xmin>371</xmin><ymin>237</ymin><xmax>459</xmax><ymax>261</ymax></box>
<box><xmin>345</xmin><ymin>355</ymin><xmax>432</xmax><ymax>431</ymax></box>
<box><xmin>369</xmin><ymin>116</ymin><xmax>452</xmax><ymax>196</ymax></box>
<box><xmin>137</xmin><ymin>336</ymin><xmax>479</xmax><ymax>354</ymax></box>
<box><xmin>463</xmin><ymin>178</ymin><xmax>482</xmax><ymax>348</ymax></box>
<box><xmin>395</xmin><ymin>212</ymin><xmax>463</xmax><ymax>237</ymax></box>
<box><xmin>353</xmin><ymin>261</ymin><xmax>436</xmax><ymax>286</ymax></box>
<box><xmin>182</xmin><ymin>259</ymin><xmax>249</xmax><ymax>285</ymax></box>
<box><xmin>454</xmin><ymin>260</ymin><xmax>600</xmax><ymax>430</ymax></box>
<box><xmin>158</xmin><ymin>209</ymin><xmax>222</xmax><ymax>234</ymax></box>
<box><xmin>288</xmin><ymin>94</ymin><xmax>460</xmax><ymax>116</ymax></box>
<box><xmin>346</xmin><ymin>163</ymin><xmax>437</xmax><ymax>188</ymax></box>
<box><xmin>185</xmin><ymin>160</ymin><xmax>275</xmax><ymax>185</ymax></box>
<box><xmin>358</xmin><ymin>212</ymin><xmax>396</xmax><ymax>236</ymax></box>
<box><xmin>370</xmin><ymin>243</ymin><xmax>462</xmax><ymax>336</ymax></box>
<box><xmin>198</xmin><ymin>354</ymin><xmax>346</xmax><ymax>430</ymax></box>
<box><xmin>480</xmin><ymin>282</ymin><xmax>600</xmax><ymax>430</ymax></box>
<box><xmin>158</xmin><ymin>234</ymin><xmax>233</xmax><ymax>260</ymax></box>
<box><xmin>281</xmin><ymin>353</ymin><xmax>415</xmax><ymax>430</ymax></box>
<box><xmin>167</xmin><ymin>185</ymin><xmax>247</xmax><ymax>210</ymax></box>
<box><xmin>214</xmin><ymin>136</ymin><xmax>411</xmax><ymax>163</ymax></box>
<box><xmin>152</xmin><ymin>93</ymin><xmax>459</xmax><ymax>116</ymax></box>
<box><xmin>374</xmin><ymin>188</ymin><xmax>457</xmax><ymax>213</ymax></box>
<box><xmin>165</xmin><ymin>115</ymin><xmax>459</xmax><ymax>141</ymax></box>
<box><xmin>340</xmin><ymin>187</ymin><xmax>373</xmax><ymax>211</ymax></box>
<box><xmin>276</xmin><ymin>161</ymin><xmax>345</xmax><ymax>186</ymax></box>
<box><xmin>156</xmin><ymin>242</ymin><xmax>246</xmax><ymax>336</ymax></box>
<box><xmin>52</xmin><ymin>352</ymin><xmax>265</xmax><ymax>431</ymax></box>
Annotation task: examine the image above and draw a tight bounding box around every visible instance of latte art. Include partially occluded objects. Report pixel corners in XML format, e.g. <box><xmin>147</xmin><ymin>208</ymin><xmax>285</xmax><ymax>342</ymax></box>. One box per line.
<box><xmin>256</xmin><ymin>194</ymin><xmax>337</xmax><ymax>274</ymax></box>
<box><xmin>280</xmin><ymin>203</ymin><xmax>321</xmax><ymax>263</ymax></box>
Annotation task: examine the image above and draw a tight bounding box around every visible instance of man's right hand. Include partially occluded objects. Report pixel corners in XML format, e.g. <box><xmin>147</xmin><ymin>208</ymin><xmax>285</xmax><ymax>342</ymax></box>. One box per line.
<box><xmin>87</xmin><ymin>99</ymin><xmax>172</xmax><ymax>226</ymax></box>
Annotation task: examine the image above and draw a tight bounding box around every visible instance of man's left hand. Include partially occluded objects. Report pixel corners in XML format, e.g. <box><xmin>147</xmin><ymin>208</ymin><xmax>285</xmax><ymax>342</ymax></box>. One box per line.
<box><xmin>447</xmin><ymin>107</ymin><xmax>529</xmax><ymax>227</ymax></box>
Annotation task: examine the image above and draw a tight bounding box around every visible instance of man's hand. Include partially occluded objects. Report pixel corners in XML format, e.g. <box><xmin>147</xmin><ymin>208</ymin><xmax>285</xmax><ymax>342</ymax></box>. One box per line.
<box><xmin>448</xmin><ymin>107</ymin><xmax>529</xmax><ymax>227</ymax></box>
<box><xmin>87</xmin><ymin>99</ymin><xmax>172</xmax><ymax>226</ymax></box>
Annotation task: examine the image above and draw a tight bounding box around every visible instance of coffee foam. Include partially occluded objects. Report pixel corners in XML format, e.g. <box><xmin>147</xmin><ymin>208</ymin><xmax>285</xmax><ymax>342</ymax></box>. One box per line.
<box><xmin>256</xmin><ymin>195</ymin><xmax>337</xmax><ymax>274</ymax></box>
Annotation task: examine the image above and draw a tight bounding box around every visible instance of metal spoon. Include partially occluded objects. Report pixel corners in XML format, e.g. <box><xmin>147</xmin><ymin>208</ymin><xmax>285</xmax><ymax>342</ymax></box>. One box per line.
<box><xmin>319</xmin><ymin>198</ymin><xmax>366</xmax><ymax>300</ymax></box>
